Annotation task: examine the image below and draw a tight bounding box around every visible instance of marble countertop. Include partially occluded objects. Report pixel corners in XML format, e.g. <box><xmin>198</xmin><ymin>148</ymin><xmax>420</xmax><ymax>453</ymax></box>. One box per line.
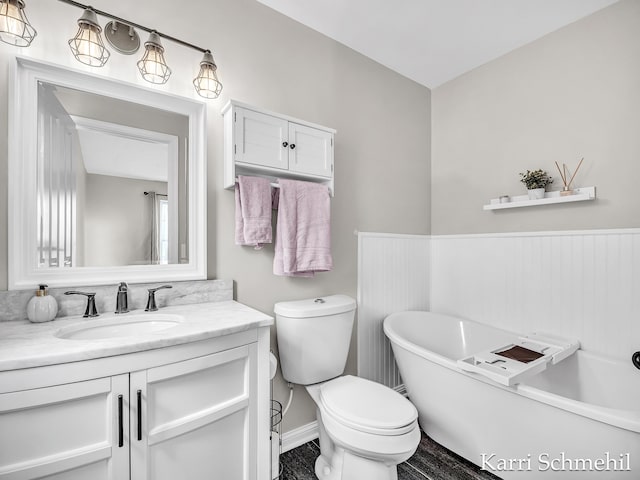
<box><xmin>0</xmin><ymin>301</ymin><xmax>273</xmax><ymax>371</ymax></box>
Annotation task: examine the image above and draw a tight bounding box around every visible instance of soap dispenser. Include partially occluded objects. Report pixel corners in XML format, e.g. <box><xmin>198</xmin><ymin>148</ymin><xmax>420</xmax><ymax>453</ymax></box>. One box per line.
<box><xmin>26</xmin><ymin>284</ymin><xmax>58</xmax><ymax>323</ymax></box>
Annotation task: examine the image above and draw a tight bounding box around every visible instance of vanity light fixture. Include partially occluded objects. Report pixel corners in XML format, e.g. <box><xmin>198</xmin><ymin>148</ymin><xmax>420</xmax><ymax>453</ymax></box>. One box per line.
<box><xmin>68</xmin><ymin>8</ymin><xmax>110</xmax><ymax>67</ymax></box>
<box><xmin>0</xmin><ymin>0</ymin><xmax>37</xmax><ymax>47</ymax></box>
<box><xmin>104</xmin><ymin>20</ymin><xmax>140</xmax><ymax>55</ymax></box>
<box><xmin>56</xmin><ymin>0</ymin><xmax>222</xmax><ymax>98</ymax></box>
<box><xmin>193</xmin><ymin>50</ymin><xmax>223</xmax><ymax>99</ymax></box>
<box><xmin>137</xmin><ymin>31</ymin><xmax>171</xmax><ymax>84</ymax></box>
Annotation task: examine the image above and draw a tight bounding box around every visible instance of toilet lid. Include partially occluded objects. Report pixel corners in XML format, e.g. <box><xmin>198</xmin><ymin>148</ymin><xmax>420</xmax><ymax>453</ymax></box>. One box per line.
<box><xmin>319</xmin><ymin>376</ymin><xmax>418</xmax><ymax>436</ymax></box>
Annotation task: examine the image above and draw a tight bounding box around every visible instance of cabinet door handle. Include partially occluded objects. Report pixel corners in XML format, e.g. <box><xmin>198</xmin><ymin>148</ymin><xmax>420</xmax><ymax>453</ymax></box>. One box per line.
<box><xmin>137</xmin><ymin>389</ymin><xmax>142</xmax><ymax>441</ymax></box>
<box><xmin>289</xmin><ymin>143</ymin><xmax>296</xmax><ymax>149</ymax></box>
<box><xmin>117</xmin><ymin>394</ymin><xmax>124</xmax><ymax>448</ymax></box>
<box><xmin>282</xmin><ymin>141</ymin><xmax>288</xmax><ymax>148</ymax></box>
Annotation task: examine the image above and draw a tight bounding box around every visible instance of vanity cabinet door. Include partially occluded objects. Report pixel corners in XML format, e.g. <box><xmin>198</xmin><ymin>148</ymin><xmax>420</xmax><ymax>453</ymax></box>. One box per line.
<box><xmin>235</xmin><ymin>108</ymin><xmax>289</xmax><ymax>170</ymax></box>
<box><xmin>0</xmin><ymin>375</ymin><xmax>129</xmax><ymax>480</ymax></box>
<box><xmin>130</xmin><ymin>344</ymin><xmax>258</xmax><ymax>480</ymax></box>
<box><xmin>288</xmin><ymin>123</ymin><xmax>333</xmax><ymax>178</ymax></box>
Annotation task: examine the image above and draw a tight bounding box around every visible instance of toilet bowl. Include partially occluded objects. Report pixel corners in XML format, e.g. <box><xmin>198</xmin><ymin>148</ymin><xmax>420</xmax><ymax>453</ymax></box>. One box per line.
<box><xmin>307</xmin><ymin>376</ymin><xmax>420</xmax><ymax>480</ymax></box>
<box><xmin>275</xmin><ymin>295</ymin><xmax>421</xmax><ymax>480</ymax></box>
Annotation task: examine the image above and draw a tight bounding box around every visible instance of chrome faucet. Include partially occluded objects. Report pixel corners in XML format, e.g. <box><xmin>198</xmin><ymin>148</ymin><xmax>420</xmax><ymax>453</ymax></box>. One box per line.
<box><xmin>145</xmin><ymin>285</ymin><xmax>173</xmax><ymax>311</ymax></box>
<box><xmin>115</xmin><ymin>282</ymin><xmax>129</xmax><ymax>314</ymax></box>
<box><xmin>64</xmin><ymin>291</ymin><xmax>99</xmax><ymax>318</ymax></box>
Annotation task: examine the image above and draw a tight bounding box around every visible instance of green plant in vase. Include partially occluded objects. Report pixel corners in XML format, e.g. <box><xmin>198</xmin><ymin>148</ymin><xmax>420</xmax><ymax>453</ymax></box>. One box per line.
<box><xmin>519</xmin><ymin>169</ymin><xmax>552</xmax><ymax>200</ymax></box>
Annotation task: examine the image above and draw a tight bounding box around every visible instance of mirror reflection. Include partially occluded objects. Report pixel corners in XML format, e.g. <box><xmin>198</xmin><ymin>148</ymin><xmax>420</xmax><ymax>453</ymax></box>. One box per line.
<box><xmin>36</xmin><ymin>82</ymin><xmax>189</xmax><ymax>268</ymax></box>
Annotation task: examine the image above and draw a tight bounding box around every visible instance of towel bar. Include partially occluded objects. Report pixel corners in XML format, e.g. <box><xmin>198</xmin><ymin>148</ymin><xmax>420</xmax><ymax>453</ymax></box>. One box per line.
<box><xmin>234</xmin><ymin>177</ymin><xmax>334</xmax><ymax>196</ymax></box>
<box><xmin>235</xmin><ymin>177</ymin><xmax>280</xmax><ymax>189</ymax></box>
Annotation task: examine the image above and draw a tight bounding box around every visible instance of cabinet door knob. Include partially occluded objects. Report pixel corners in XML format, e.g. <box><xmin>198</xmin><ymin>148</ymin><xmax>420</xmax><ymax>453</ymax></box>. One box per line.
<box><xmin>290</xmin><ymin>143</ymin><xmax>296</xmax><ymax>149</ymax></box>
<box><xmin>282</xmin><ymin>142</ymin><xmax>288</xmax><ymax>148</ymax></box>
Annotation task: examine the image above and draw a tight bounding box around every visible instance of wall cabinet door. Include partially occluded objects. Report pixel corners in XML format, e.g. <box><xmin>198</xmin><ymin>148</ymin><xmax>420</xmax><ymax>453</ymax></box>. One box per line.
<box><xmin>235</xmin><ymin>108</ymin><xmax>289</xmax><ymax>170</ymax></box>
<box><xmin>130</xmin><ymin>344</ymin><xmax>257</xmax><ymax>480</ymax></box>
<box><xmin>0</xmin><ymin>375</ymin><xmax>129</xmax><ymax>480</ymax></box>
<box><xmin>288</xmin><ymin>123</ymin><xmax>333</xmax><ymax>178</ymax></box>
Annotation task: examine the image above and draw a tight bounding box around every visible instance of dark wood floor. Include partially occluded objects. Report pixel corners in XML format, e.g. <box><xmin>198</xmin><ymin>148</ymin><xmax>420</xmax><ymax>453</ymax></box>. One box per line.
<box><xmin>280</xmin><ymin>431</ymin><xmax>501</xmax><ymax>480</ymax></box>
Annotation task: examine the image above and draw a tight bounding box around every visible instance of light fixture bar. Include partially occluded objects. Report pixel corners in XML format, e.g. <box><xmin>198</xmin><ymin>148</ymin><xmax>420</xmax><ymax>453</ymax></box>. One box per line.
<box><xmin>57</xmin><ymin>0</ymin><xmax>222</xmax><ymax>98</ymax></box>
<box><xmin>57</xmin><ymin>0</ymin><xmax>208</xmax><ymax>54</ymax></box>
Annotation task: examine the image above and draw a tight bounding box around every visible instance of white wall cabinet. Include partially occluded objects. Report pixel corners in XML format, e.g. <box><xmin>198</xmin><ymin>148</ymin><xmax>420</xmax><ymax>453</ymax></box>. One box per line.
<box><xmin>223</xmin><ymin>100</ymin><xmax>335</xmax><ymax>194</ymax></box>
<box><xmin>0</xmin><ymin>332</ymin><xmax>266</xmax><ymax>480</ymax></box>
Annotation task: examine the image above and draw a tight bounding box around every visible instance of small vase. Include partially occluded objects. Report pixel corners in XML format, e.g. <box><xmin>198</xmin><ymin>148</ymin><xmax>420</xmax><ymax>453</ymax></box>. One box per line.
<box><xmin>527</xmin><ymin>188</ymin><xmax>545</xmax><ymax>200</ymax></box>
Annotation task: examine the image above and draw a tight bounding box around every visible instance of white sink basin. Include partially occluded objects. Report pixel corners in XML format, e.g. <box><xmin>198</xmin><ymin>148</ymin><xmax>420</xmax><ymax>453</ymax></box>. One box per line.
<box><xmin>55</xmin><ymin>314</ymin><xmax>185</xmax><ymax>340</ymax></box>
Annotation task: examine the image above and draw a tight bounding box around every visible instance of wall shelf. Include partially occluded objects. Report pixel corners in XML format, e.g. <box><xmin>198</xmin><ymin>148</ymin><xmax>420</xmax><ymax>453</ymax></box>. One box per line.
<box><xmin>484</xmin><ymin>186</ymin><xmax>596</xmax><ymax>211</ymax></box>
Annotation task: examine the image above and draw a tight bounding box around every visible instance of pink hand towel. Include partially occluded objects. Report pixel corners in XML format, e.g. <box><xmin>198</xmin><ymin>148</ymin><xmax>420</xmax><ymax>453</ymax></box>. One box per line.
<box><xmin>235</xmin><ymin>176</ymin><xmax>273</xmax><ymax>250</ymax></box>
<box><xmin>273</xmin><ymin>179</ymin><xmax>332</xmax><ymax>277</ymax></box>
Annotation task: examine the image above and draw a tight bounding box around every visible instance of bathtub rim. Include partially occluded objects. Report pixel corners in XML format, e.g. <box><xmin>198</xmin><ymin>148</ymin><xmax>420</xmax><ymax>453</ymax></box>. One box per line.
<box><xmin>383</xmin><ymin>310</ymin><xmax>640</xmax><ymax>434</ymax></box>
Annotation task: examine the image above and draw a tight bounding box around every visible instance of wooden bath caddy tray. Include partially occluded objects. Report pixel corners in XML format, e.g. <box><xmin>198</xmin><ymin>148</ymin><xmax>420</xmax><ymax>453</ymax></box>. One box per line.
<box><xmin>457</xmin><ymin>333</ymin><xmax>580</xmax><ymax>386</ymax></box>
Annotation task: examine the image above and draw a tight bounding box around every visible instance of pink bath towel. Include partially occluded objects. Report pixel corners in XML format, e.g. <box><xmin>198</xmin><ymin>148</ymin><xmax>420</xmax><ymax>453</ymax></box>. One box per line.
<box><xmin>235</xmin><ymin>176</ymin><xmax>273</xmax><ymax>250</ymax></box>
<box><xmin>273</xmin><ymin>179</ymin><xmax>332</xmax><ymax>277</ymax></box>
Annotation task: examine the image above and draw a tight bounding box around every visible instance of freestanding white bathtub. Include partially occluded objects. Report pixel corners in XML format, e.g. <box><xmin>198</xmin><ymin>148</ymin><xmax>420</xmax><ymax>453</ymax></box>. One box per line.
<box><xmin>383</xmin><ymin>311</ymin><xmax>640</xmax><ymax>479</ymax></box>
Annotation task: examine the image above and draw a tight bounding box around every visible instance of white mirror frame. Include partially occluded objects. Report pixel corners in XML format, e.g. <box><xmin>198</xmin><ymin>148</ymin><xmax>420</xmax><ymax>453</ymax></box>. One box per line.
<box><xmin>8</xmin><ymin>57</ymin><xmax>207</xmax><ymax>290</ymax></box>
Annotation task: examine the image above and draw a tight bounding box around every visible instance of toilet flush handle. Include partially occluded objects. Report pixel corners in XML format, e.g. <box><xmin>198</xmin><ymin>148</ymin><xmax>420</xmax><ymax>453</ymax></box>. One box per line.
<box><xmin>314</xmin><ymin>298</ymin><xmax>325</xmax><ymax>304</ymax></box>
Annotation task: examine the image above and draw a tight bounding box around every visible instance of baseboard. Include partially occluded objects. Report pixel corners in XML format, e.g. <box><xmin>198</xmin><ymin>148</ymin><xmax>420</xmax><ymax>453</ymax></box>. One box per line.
<box><xmin>281</xmin><ymin>420</ymin><xmax>319</xmax><ymax>453</ymax></box>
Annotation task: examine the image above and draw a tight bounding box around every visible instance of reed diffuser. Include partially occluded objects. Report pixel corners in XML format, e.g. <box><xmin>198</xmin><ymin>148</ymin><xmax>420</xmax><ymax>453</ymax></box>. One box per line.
<box><xmin>555</xmin><ymin>157</ymin><xmax>584</xmax><ymax>196</ymax></box>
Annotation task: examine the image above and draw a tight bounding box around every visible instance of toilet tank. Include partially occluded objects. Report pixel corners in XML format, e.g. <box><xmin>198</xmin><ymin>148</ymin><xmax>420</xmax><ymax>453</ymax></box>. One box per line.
<box><xmin>275</xmin><ymin>295</ymin><xmax>356</xmax><ymax>385</ymax></box>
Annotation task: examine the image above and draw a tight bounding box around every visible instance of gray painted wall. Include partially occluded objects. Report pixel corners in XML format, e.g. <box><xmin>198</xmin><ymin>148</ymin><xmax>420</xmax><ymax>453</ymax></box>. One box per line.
<box><xmin>432</xmin><ymin>0</ymin><xmax>640</xmax><ymax>234</ymax></box>
<box><xmin>0</xmin><ymin>0</ymin><xmax>431</xmax><ymax>433</ymax></box>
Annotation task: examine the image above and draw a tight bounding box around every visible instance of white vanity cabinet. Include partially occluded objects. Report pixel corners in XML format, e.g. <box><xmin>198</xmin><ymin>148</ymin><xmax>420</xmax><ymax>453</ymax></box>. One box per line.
<box><xmin>0</xmin><ymin>375</ymin><xmax>129</xmax><ymax>479</ymax></box>
<box><xmin>223</xmin><ymin>100</ymin><xmax>335</xmax><ymax>194</ymax></box>
<box><xmin>130</xmin><ymin>344</ymin><xmax>257</xmax><ymax>480</ymax></box>
<box><xmin>0</xmin><ymin>330</ymin><xmax>267</xmax><ymax>480</ymax></box>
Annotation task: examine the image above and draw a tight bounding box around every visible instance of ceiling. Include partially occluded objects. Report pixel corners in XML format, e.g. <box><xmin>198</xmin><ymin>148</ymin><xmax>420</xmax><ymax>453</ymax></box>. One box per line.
<box><xmin>70</xmin><ymin>116</ymin><xmax>172</xmax><ymax>183</ymax></box>
<box><xmin>256</xmin><ymin>0</ymin><xmax>620</xmax><ymax>88</ymax></box>
<box><xmin>75</xmin><ymin>127</ymin><xmax>170</xmax><ymax>183</ymax></box>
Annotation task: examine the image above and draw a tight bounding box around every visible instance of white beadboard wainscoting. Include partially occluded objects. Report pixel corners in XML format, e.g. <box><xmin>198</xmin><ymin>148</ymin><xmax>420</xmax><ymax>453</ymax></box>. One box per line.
<box><xmin>357</xmin><ymin>232</ymin><xmax>430</xmax><ymax>389</ymax></box>
<box><xmin>356</xmin><ymin>229</ymin><xmax>640</xmax><ymax>385</ymax></box>
<box><xmin>431</xmin><ymin>229</ymin><xmax>640</xmax><ymax>362</ymax></box>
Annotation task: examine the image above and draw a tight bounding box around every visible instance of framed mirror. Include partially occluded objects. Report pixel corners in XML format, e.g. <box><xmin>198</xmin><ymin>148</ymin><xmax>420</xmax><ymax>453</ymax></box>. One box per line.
<box><xmin>8</xmin><ymin>57</ymin><xmax>207</xmax><ymax>290</ymax></box>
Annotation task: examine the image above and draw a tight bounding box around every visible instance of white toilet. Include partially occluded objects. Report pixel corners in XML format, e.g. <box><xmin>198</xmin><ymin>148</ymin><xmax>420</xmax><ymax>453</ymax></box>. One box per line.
<box><xmin>275</xmin><ymin>295</ymin><xmax>420</xmax><ymax>480</ymax></box>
